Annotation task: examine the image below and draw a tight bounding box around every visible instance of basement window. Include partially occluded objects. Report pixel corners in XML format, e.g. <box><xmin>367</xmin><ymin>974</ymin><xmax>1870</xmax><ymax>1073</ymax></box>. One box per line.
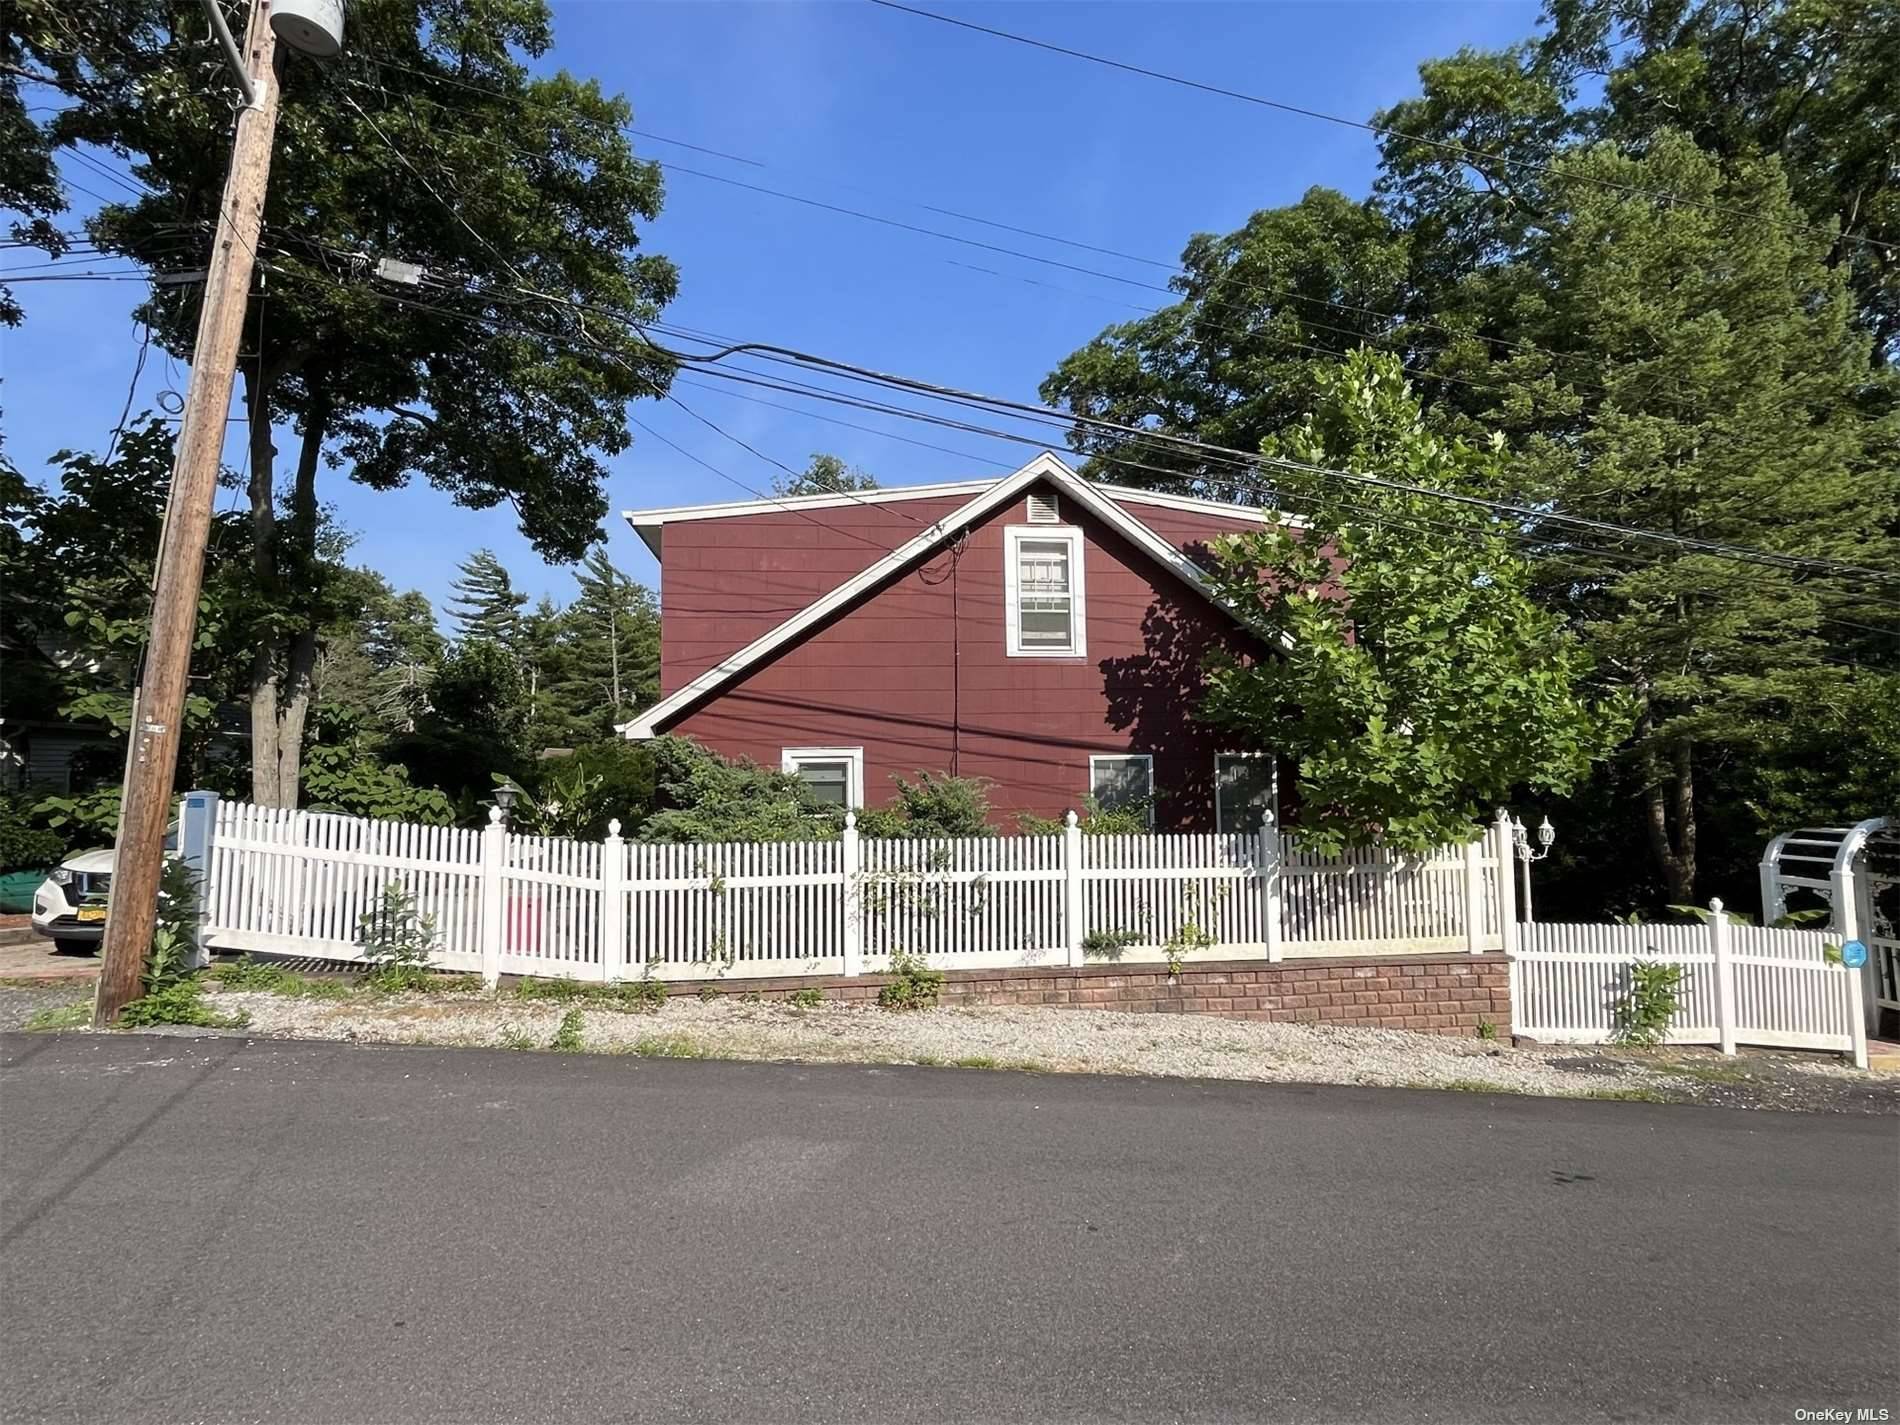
<box><xmin>1215</xmin><ymin>753</ymin><xmax>1277</xmax><ymax>835</ymax></box>
<box><xmin>1089</xmin><ymin>754</ymin><xmax>1154</xmax><ymax>828</ymax></box>
<box><xmin>781</xmin><ymin>747</ymin><xmax>865</xmax><ymax>809</ymax></box>
<box><xmin>1005</xmin><ymin>526</ymin><xmax>1086</xmax><ymax>657</ymax></box>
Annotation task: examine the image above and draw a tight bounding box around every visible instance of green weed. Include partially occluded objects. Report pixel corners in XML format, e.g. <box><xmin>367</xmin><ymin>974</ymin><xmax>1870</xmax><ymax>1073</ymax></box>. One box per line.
<box><xmin>550</xmin><ymin>1009</ymin><xmax>585</xmax><ymax>1053</ymax></box>
<box><xmin>630</xmin><ymin>1033</ymin><xmax>707</xmax><ymax>1059</ymax></box>
<box><xmin>498</xmin><ymin>1028</ymin><xmax>537</xmax><ymax>1051</ymax></box>
<box><xmin>877</xmin><ymin>950</ymin><xmax>944</xmax><ymax>1011</ymax></box>
<box><xmin>788</xmin><ymin>987</ymin><xmax>825</xmax><ymax>1009</ymax></box>
<box><xmin>23</xmin><ymin>1002</ymin><xmax>90</xmax><ymax>1032</ymax></box>
<box><xmin>119</xmin><ymin>979</ymin><xmax>249</xmax><ymax>1030</ymax></box>
<box><xmin>953</xmin><ymin>1054</ymin><xmax>998</xmax><ymax>1070</ymax></box>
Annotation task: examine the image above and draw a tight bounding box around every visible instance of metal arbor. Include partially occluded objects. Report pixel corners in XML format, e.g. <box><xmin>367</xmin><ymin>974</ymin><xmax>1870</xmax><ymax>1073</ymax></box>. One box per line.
<box><xmin>1760</xmin><ymin>818</ymin><xmax>1898</xmax><ymax>1037</ymax></box>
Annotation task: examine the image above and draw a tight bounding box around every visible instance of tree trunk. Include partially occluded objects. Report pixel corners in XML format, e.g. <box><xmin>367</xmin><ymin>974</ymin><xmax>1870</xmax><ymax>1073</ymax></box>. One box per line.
<box><xmin>245</xmin><ymin>368</ymin><xmax>281</xmax><ymax>805</ymax></box>
<box><xmin>1641</xmin><ymin>724</ymin><xmax>1697</xmax><ymax>905</ymax></box>
<box><xmin>245</xmin><ymin>374</ymin><xmax>328</xmax><ymax>807</ymax></box>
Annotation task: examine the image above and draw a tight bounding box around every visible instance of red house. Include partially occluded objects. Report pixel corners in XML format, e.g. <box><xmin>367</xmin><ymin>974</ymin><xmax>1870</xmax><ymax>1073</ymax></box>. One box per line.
<box><xmin>622</xmin><ymin>452</ymin><xmax>1298</xmax><ymax>831</ymax></box>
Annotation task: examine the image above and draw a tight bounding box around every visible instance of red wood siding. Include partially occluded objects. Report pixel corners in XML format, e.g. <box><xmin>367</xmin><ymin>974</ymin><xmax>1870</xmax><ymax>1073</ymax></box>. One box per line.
<box><xmin>659</xmin><ymin>494</ymin><xmax>971</xmax><ymax>693</ymax></box>
<box><xmin>664</xmin><ymin>485</ymin><xmax>1280</xmax><ymax>830</ymax></box>
<box><xmin>657</xmin><ymin>490</ymin><xmax>1268</xmax><ymax>695</ymax></box>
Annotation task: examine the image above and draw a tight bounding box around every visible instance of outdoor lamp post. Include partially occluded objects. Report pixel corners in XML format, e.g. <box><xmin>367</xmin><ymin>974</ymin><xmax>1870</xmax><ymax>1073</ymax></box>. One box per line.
<box><xmin>1512</xmin><ymin>815</ymin><xmax>1556</xmax><ymax>923</ymax></box>
<box><xmin>493</xmin><ymin>780</ymin><xmax>523</xmax><ymax>822</ymax></box>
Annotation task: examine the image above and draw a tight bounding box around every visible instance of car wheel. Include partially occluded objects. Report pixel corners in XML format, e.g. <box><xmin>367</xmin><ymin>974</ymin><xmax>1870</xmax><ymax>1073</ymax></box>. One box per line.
<box><xmin>53</xmin><ymin>939</ymin><xmax>97</xmax><ymax>956</ymax></box>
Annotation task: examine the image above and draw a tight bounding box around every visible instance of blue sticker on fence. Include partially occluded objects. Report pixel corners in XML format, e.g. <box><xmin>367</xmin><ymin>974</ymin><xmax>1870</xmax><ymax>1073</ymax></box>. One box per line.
<box><xmin>1840</xmin><ymin>939</ymin><xmax>1868</xmax><ymax>969</ymax></box>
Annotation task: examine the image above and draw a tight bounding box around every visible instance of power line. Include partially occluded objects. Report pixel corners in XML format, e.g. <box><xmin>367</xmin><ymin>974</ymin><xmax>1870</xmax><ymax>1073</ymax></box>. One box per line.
<box><xmin>338</xmin><ymin>74</ymin><xmax>1807</xmax><ymax>424</ymax></box>
<box><xmin>238</xmin><ymin>239</ymin><xmax>1900</xmax><ymax>607</ymax></box>
<box><xmin>868</xmin><ymin>0</ymin><xmax>1891</xmax><ymax>257</ymax></box>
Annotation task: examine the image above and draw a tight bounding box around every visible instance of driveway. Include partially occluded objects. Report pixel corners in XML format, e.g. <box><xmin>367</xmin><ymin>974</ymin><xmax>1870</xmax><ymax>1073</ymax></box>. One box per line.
<box><xmin>2</xmin><ymin>1033</ymin><xmax>1894</xmax><ymax>1423</ymax></box>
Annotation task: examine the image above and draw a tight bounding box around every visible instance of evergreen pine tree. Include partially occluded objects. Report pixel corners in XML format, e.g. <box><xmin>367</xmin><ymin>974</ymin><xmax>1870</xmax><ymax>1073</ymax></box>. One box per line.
<box><xmin>446</xmin><ymin>550</ymin><xmax>527</xmax><ymax>647</ymax></box>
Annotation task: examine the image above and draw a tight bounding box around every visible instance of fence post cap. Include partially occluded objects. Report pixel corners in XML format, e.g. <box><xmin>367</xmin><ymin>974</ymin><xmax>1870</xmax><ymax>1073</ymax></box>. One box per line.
<box><xmin>1709</xmin><ymin>897</ymin><xmax>1724</xmax><ymax>914</ymax></box>
<box><xmin>1064</xmin><ymin>809</ymin><xmax>1080</xmax><ymax>829</ymax></box>
<box><xmin>487</xmin><ymin>806</ymin><xmax>504</xmax><ymax>826</ymax></box>
<box><xmin>607</xmin><ymin>818</ymin><xmax>622</xmax><ymax>838</ymax></box>
<box><xmin>843</xmin><ymin>810</ymin><xmax>857</xmax><ymax>830</ymax></box>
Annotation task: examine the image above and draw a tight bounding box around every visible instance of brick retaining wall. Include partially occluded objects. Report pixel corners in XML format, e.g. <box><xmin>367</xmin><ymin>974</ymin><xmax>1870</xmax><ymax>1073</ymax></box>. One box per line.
<box><xmin>693</xmin><ymin>953</ymin><xmax>1511</xmax><ymax>1038</ymax></box>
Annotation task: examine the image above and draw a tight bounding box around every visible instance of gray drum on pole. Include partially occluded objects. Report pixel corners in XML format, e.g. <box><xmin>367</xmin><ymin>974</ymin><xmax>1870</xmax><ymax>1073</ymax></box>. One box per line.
<box><xmin>271</xmin><ymin>0</ymin><xmax>344</xmax><ymax>57</ymax></box>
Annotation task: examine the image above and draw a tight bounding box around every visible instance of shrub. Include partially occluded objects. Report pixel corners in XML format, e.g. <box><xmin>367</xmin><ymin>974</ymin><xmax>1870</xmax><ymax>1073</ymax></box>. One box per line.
<box><xmin>1082</xmin><ymin>928</ymin><xmax>1142</xmax><ymax>961</ymax></box>
<box><xmin>1016</xmin><ymin>796</ymin><xmax>1152</xmax><ymax>837</ymax></box>
<box><xmin>788</xmin><ymin>987</ymin><xmax>825</xmax><ymax>1009</ymax></box>
<box><xmin>0</xmin><ymin>810</ymin><xmax>65</xmax><ymax>871</ymax></box>
<box><xmin>636</xmin><ymin>736</ymin><xmax>838</xmax><ymax>843</ymax></box>
<box><xmin>356</xmin><ymin>881</ymin><xmax>439</xmax><ymax>991</ymax></box>
<box><xmin>1611</xmin><ymin>960</ymin><xmax>1686</xmax><ymax>1048</ymax></box>
<box><xmin>856</xmin><ymin>772</ymin><xmax>995</xmax><ymax>839</ymax></box>
<box><xmin>877</xmin><ymin>949</ymin><xmax>944</xmax><ymax>1010</ymax></box>
<box><xmin>118</xmin><ymin>860</ymin><xmax>248</xmax><ymax>1029</ymax></box>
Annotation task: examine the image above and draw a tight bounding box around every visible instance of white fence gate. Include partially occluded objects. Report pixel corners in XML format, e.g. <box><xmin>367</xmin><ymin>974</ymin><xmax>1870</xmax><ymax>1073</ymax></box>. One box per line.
<box><xmin>1511</xmin><ymin>906</ymin><xmax>1867</xmax><ymax>1068</ymax></box>
<box><xmin>200</xmin><ymin>799</ymin><xmax>1519</xmax><ymax>981</ymax></box>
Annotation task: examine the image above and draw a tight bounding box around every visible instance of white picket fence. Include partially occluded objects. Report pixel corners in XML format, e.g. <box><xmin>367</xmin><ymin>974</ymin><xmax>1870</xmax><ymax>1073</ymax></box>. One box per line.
<box><xmin>1511</xmin><ymin>907</ymin><xmax>1868</xmax><ymax>1068</ymax></box>
<box><xmin>201</xmin><ymin>799</ymin><xmax>1519</xmax><ymax>981</ymax></box>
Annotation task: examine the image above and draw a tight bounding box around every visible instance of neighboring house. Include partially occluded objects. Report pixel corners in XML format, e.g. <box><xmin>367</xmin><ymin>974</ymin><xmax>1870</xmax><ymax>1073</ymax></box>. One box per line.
<box><xmin>622</xmin><ymin>452</ymin><xmax>1316</xmax><ymax>831</ymax></box>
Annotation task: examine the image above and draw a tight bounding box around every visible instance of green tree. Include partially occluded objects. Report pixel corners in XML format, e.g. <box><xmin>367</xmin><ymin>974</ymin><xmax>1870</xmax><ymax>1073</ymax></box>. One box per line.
<box><xmin>563</xmin><ymin>545</ymin><xmax>659</xmax><ymax>722</ymax></box>
<box><xmin>1040</xmin><ymin>188</ymin><xmax>1412</xmax><ymax>492</ymax></box>
<box><xmin>1393</xmin><ymin>131</ymin><xmax>1898</xmax><ymax>901</ymax></box>
<box><xmin>388</xmin><ymin>639</ymin><xmax>532</xmax><ymax>810</ymax></box>
<box><xmin>45</xmin><ymin>0</ymin><xmax>678</xmax><ymax>807</ymax></box>
<box><xmin>313</xmin><ymin>571</ymin><xmax>444</xmax><ymax>735</ymax></box>
<box><xmin>1200</xmin><ymin>351</ymin><xmax>1624</xmax><ymax>854</ymax></box>
<box><xmin>774</xmin><ymin>453</ymin><xmax>881</xmax><ymax>497</ymax></box>
<box><xmin>1539</xmin><ymin>0</ymin><xmax>1900</xmax><ymax>364</ymax></box>
<box><xmin>446</xmin><ymin>550</ymin><xmax>527</xmax><ymax>648</ymax></box>
<box><xmin>1</xmin><ymin>419</ymin><xmax>259</xmax><ymax>791</ymax></box>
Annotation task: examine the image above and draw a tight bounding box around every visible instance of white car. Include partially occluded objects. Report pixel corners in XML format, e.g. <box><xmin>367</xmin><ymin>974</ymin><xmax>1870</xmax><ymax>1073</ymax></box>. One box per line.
<box><xmin>31</xmin><ymin>847</ymin><xmax>116</xmax><ymax>953</ymax></box>
<box><xmin>31</xmin><ymin>826</ymin><xmax>178</xmax><ymax>954</ymax></box>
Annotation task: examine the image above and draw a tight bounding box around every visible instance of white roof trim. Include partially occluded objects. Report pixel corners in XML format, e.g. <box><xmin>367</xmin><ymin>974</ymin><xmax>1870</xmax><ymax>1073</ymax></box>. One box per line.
<box><xmin>622</xmin><ymin>452</ymin><xmax>1286</xmax><ymax>740</ymax></box>
<box><xmin>621</xmin><ymin>464</ymin><xmax>1301</xmax><ymax>558</ymax></box>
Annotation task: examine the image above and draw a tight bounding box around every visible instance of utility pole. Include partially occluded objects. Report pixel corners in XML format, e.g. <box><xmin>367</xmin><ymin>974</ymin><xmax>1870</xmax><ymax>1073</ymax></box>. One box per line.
<box><xmin>93</xmin><ymin>0</ymin><xmax>285</xmax><ymax>1025</ymax></box>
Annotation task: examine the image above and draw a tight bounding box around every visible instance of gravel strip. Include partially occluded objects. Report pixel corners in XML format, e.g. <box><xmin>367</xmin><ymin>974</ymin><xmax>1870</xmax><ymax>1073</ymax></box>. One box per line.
<box><xmin>192</xmin><ymin>987</ymin><xmax>1895</xmax><ymax>1111</ymax></box>
<box><xmin>0</xmin><ymin>981</ymin><xmax>92</xmax><ymax>1033</ymax></box>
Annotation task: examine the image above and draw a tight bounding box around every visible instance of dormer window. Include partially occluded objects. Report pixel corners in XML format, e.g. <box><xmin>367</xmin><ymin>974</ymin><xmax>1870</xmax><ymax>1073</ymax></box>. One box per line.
<box><xmin>1005</xmin><ymin>526</ymin><xmax>1086</xmax><ymax>657</ymax></box>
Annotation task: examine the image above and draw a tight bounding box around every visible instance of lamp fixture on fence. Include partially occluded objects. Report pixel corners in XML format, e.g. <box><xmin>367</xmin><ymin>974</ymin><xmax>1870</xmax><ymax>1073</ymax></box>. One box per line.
<box><xmin>493</xmin><ymin>780</ymin><xmax>524</xmax><ymax>821</ymax></box>
<box><xmin>1511</xmin><ymin>814</ymin><xmax>1556</xmax><ymax>923</ymax></box>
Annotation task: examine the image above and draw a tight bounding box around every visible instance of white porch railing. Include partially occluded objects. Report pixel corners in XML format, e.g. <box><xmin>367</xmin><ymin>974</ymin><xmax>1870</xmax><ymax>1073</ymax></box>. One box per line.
<box><xmin>1511</xmin><ymin>907</ymin><xmax>1867</xmax><ymax>1068</ymax></box>
<box><xmin>200</xmin><ymin>800</ymin><xmax>1519</xmax><ymax>981</ymax></box>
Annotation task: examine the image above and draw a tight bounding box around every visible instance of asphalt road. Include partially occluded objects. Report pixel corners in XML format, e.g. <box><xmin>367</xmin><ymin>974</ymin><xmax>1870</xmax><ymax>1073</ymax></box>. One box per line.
<box><xmin>2</xmin><ymin>1033</ymin><xmax>1895</xmax><ymax>1425</ymax></box>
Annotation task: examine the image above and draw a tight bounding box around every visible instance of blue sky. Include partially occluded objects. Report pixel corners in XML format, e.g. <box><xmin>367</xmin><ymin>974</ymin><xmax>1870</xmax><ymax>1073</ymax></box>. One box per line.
<box><xmin>3</xmin><ymin>0</ymin><xmax>1538</xmax><ymax>619</ymax></box>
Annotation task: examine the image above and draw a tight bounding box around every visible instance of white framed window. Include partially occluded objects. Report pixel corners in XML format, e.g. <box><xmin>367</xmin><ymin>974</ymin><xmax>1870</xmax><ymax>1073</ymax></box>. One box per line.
<box><xmin>1088</xmin><ymin>754</ymin><xmax>1154</xmax><ymax>828</ymax></box>
<box><xmin>1005</xmin><ymin>526</ymin><xmax>1086</xmax><ymax>657</ymax></box>
<box><xmin>782</xmin><ymin>747</ymin><xmax>865</xmax><ymax>809</ymax></box>
<box><xmin>1214</xmin><ymin>752</ymin><xmax>1278</xmax><ymax>835</ymax></box>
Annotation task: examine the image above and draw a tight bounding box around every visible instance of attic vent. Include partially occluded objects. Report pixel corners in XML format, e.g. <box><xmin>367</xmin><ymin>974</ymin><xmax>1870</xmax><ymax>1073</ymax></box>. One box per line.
<box><xmin>1026</xmin><ymin>491</ymin><xmax>1060</xmax><ymax>524</ymax></box>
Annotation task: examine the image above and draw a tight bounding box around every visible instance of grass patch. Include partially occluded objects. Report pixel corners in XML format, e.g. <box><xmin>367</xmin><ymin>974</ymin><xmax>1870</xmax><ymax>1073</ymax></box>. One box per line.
<box><xmin>424</xmin><ymin>973</ymin><xmax>486</xmax><ymax>995</ymax></box>
<box><xmin>788</xmin><ymin>987</ymin><xmax>825</xmax><ymax>1009</ymax></box>
<box><xmin>498</xmin><ymin>1028</ymin><xmax>536</xmax><ymax>1051</ymax></box>
<box><xmin>1577</xmin><ymin>1085</ymin><xmax>1670</xmax><ymax>1103</ymax></box>
<box><xmin>1433</xmin><ymin>1078</ymin><xmax>1515</xmax><ymax>1095</ymax></box>
<box><xmin>512</xmin><ymin>977</ymin><xmax>666</xmax><ymax>1013</ymax></box>
<box><xmin>629</xmin><ymin>1033</ymin><xmax>708</xmax><ymax>1059</ymax></box>
<box><xmin>23</xmin><ymin>1002</ymin><xmax>90</xmax><ymax>1032</ymax></box>
<box><xmin>912</xmin><ymin>1053</ymin><xmax>944</xmax><ymax>1067</ymax></box>
<box><xmin>1652</xmin><ymin>1059</ymin><xmax>1749</xmax><ymax>1084</ymax></box>
<box><xmin>953</xmin><ymin>1054</ymin><xmax>998</xmax><ymax>1070</ymax></box>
